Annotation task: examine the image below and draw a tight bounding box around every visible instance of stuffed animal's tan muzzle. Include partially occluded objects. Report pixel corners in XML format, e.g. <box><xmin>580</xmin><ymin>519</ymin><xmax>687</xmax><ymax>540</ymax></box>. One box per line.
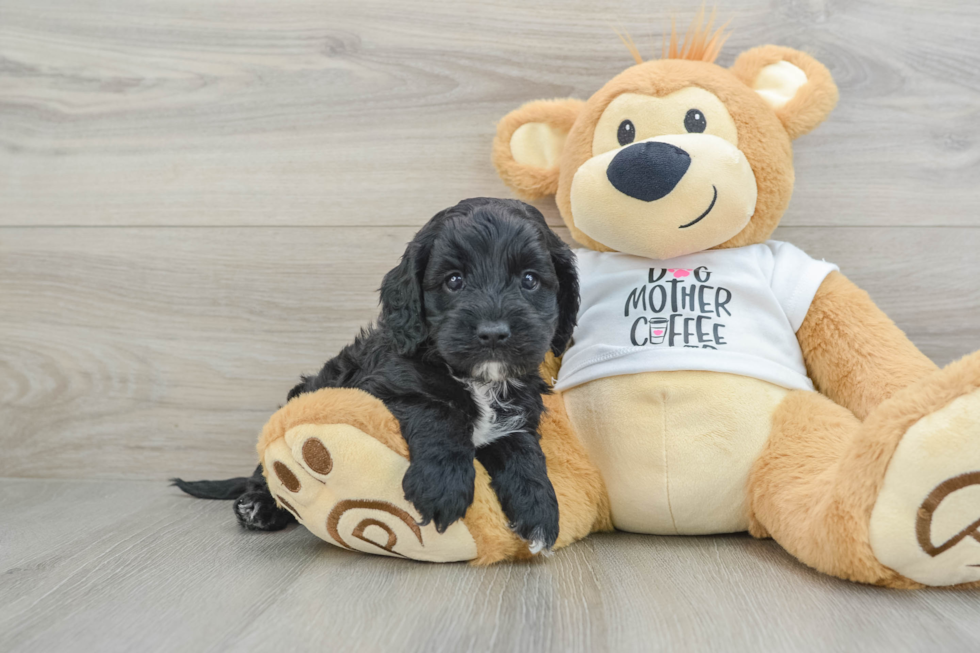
<box><xmin>570</xmin><ymin>133</ymin><xmax>757</xmax><ymax>260</ymax></box>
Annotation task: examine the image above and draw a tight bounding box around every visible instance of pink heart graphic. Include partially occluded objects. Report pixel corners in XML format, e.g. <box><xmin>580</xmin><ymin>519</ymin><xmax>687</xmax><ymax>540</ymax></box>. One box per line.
<box><xmin>670</xmin><ymin>268</ymin><xmax>691</xmax><ymax>278</ymax></box>
<box><xmin>652</xmin><ymin>330</ymin><xmax>664</xmax><ymax>336</ymax></box>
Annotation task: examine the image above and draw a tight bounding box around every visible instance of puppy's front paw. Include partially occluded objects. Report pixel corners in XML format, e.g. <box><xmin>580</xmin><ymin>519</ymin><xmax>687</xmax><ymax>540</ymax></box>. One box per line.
<box><xmin>402</xmin><ymin>454</ymin><xmax>475</xmax><ymax>533</ymax></box>
<box><xmin>497</xmin><ymin>479</ymin><xmax>560</xmax><ymax>554</ymax></box>
<box><xmin>234</xmin><ymin>491</ymin><xmax>295</xmax><ymax>531</ymax></box>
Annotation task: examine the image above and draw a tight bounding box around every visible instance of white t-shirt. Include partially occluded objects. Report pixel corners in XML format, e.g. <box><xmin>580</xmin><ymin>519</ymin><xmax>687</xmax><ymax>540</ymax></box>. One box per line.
<box><xmin>554</xmin><ymin>242</ymin><xmax>838</xmax><ymax>392</ymax></box>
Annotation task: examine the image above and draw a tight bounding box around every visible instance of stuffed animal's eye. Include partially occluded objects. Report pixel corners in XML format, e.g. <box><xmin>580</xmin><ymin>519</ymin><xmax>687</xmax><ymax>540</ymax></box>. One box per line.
<box><xmin>521</xmin><ymin>272</ymin><xmax>540</xmax><ymax>290</ymax></box>
<box><xmin>445</xmin><ymin>273</ymin><xmax>464</xmax><ymax>291</ymax></box>
<box><xmin>684</xmin><ymin>109</ymin><xmax>706</xmax><ymax>133</ymax></box>
<box><xmin>617</xmin><ymin>119</ymin><xmax>636</xmax><ymax>146</ymax></box>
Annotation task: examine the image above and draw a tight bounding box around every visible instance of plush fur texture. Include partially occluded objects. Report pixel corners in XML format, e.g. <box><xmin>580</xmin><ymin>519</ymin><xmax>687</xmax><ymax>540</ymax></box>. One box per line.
<box><xmin>730</xmin><ymin>45</ymin><xmax>840</xmax><ymax>140</ymax></box>
<box><xmin>483</xmin><ymin>32</ymin><xmax>979</xmax><ymax>587</ymax></box>
<box><xmin>493</xmin><ymin>49</ymin><xmax>838</xmax><ymax>256</ymax></box>
<box><xmin>237</xmin><ymin>28</ymin><xmax>980</xmax><ymax>585</ymax></box>
<box><xmin>565</xmin><ymin>370</ymin><xmax>789</xmax><ymax>535</ymax></box>
<box><xmin>797</xmin><ymin>271</ymin><xmax>939</xmax><ymax>420</ymax></box>
<box><xmin>556</xmin><ymin>58</ymin><xmax>798</xmax><ymax>253</ymax></box>
<box><xmin>750</xmin><ymin>351</ymin><xmax>980</xmax><ymax>589</ymax></box>
<box><xmin>492</xmin><ymin>98</ymin><xmax>584</xmax><ymax>200</ymax></box>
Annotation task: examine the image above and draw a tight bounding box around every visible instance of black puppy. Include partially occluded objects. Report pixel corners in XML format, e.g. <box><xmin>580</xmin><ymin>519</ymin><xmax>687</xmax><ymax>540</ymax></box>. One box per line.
<box><xmin>174</xmin><ymin>197</ymin><xmax>579</xmax><ymax>552</ymax></box>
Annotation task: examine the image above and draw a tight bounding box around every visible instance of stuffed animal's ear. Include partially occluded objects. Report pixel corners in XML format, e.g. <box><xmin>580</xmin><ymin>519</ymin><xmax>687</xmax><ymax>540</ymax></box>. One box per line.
<box><xmin>730</xmin><ymin>45</ymin><xmax>839</xmax><ymax>140</ymax></box>
<box><xmin>492</xmin><ymin>98</ymin><xmax>584</xmax><ymax>199</ymax></box>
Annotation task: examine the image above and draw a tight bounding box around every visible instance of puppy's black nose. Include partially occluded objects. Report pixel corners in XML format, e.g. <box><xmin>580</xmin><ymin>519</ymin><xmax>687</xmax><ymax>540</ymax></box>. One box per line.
<box><xmin>477</xmin><ymin>321</ymin><xmax>510</xmax><ymax>346</ymax></box>
<box><xmin>606</xmin><ymin>141</ymin><xmax>691</xmax><ymax>202</ymax></box>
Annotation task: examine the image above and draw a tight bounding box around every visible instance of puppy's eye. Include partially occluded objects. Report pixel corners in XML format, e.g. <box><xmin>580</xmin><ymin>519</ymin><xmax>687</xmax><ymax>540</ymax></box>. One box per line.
<box><xmin>521</xmin><ymin>272</ymin><xmax>540</xmax><ymax>291</ymax></box>
<box><xmin>684</xmin><ymin>109</ymin><xmax>706</xmax><ymax>133</ymax></box>
<box><xmin>617</xmin><ymin>119</ymin><xmax>636</xmax><ymax>146</ymax></box>
<box><xmin>444</xmin><ymin>273</ymin><xmax>464</xmax><ymax>292</ymax></box>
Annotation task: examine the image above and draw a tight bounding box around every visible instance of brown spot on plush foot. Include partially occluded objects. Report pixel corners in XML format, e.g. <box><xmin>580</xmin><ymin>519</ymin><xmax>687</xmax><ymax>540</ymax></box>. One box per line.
<box><xmin>352</xmin><ymin>518</ymin><xmax>405</xmax><ymax>555</ymax></box>
<box><xmin>302</xmin><ymin>438</ymin><xmax>333</xmax><ymax>476</ymax></box>
<box><xmin>326</xmin><ymin>499</ymin><xmax>423</xmax><ymax>552</ymax></box>
<box><xmin>273</xmin><ymin>461</ymin><xmax>301</xmax><ymax>493</ymax></box>
<box><xmin>915</xmin><ymin>471</ymin><xmax>980</xmax><ymax>557</ymax></box>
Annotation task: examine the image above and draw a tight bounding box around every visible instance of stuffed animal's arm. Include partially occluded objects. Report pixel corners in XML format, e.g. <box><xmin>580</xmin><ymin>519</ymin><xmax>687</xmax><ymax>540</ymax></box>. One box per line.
<box><xmin>797</xmin><ymin>271</ymin><xmax>938</xmax><ymax>420</ymax></box>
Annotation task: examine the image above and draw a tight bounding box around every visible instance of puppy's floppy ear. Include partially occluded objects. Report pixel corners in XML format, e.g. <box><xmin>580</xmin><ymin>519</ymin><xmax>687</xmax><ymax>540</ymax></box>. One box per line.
<box><xmin>492</xmin><ymin>99</ymin><xmax>584</xmax><ymax>200</ymax></box>
<box><xmin>380</xmin><ymin>215</ymin><xmax>443</xmax><ymax>355</ymax></box>
<box><xmin>547</xmin><ymin>233</ymin><xmax>579</xmax><ymax>356</ymax></box>
<box><xmin>515</xmin><ymin>201</ymin><xmax>580</xmax><ymax>355</ymax></box>
<box><xmin>730</xmin><ymin>45</ymin><xmax>839</xmax><ymax>140</ymax></box>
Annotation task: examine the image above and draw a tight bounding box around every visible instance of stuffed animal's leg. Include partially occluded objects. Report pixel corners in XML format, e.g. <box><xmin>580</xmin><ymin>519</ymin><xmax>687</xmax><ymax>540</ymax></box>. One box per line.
<box><xmin>256</xmin><ymin>387</ymin><xmax>608</xmax><ymax>563</ymax></box>
<box><xmin>749</xmin><ymin>351</ymin><xmax>980</xmax><ymax>588</ymax></box>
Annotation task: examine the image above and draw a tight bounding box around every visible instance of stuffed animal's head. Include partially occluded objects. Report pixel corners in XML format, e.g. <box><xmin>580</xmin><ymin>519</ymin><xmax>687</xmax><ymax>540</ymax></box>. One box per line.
<box><xmin>492</xmin><ymin>23</ymin><xmax>838</xmax><ymax>260</ymax></box>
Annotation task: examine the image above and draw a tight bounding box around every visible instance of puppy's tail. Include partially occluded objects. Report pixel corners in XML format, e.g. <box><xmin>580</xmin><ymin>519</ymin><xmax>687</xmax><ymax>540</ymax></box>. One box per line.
<box><xmin>170</xmin><ymin>477</ymin><xmax>249</xmax><ymax>500</ymax></box>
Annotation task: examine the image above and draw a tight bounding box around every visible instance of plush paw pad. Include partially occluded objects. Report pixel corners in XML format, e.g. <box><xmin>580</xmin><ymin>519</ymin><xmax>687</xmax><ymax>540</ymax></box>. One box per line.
<box><xmin>263</xmin><ymin>423</ymin><xmax>478</xmax><ymax>562</ymax></box>
<box><xmin>870</xmin><ymin>387</ymin><xmax>980</xmax><ymax>586</ymax></box>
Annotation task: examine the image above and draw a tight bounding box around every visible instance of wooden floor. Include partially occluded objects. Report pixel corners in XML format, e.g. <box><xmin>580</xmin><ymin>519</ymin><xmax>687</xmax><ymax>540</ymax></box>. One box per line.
<box><xmin>2</xmin><ymin>478</ymin><xmax>980</xmax><ymax>653</ymax></box>
<box><xmin>2</xmin><ymin>0</ymin><xmax>979</xmax><ymax>650</ymax></box>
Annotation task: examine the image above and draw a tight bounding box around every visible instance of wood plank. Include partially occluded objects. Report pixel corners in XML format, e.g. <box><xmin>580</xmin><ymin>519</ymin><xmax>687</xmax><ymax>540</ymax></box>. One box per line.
<box><xmin>1</xmin><ymin>0</ymin><xmax>979</xmax><ymax>228</ymax></box>
<box><xmin>0</xmin><ymin>479</ymin><xmax>319</xmax><ymax>653</ymax></box>
<box><xmin>0</xmin><ymin>226</ymin><xmax>417</xmax><ymax>480</ymax></box>
<box><xmin>1</xmin><ymin>479</ymin><xmax>979</xmax><ymax>653</ymax></box>
<box><xmin>1</xmin><ymin>225</ymin><xmax>977</xmax><ymax>480</ymax></box>
<box><xmin>587</xmin><ymin>533</ymin><xmax>980</xmax><ymax>652</ymax></box>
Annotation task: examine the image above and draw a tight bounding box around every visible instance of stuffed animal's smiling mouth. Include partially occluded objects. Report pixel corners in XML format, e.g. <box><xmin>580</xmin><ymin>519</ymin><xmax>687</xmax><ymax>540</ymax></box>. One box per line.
<box><xmin>678</xmin><ymin>185</ymin><xmax>718</xmax><ymax>229</ymax></box>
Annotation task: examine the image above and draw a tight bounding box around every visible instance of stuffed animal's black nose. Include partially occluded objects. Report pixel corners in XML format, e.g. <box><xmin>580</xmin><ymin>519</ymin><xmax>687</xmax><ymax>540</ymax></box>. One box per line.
<box><xmin>606</xmin><ymin>141</ymin><xmax>691</xmax><ymax>202</ymax></box>
<box><xmin>477</xmin><ymin>321</ymin><xmax>510</xmax><ymax>346</ymax></box>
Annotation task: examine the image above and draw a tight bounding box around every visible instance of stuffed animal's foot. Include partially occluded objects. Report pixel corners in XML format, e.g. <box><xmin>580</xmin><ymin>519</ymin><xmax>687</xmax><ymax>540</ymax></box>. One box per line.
<box><xmin>256</xmin><ymin>387</ymin><xmax>608</xmax><ymax>563</ymax></box>
<box><xmin>262</xmin><ymin>421</ymin><xmax>479</xmax><ymax>562</ymax></box>
<box><xmin>869</xmin><ymin>353</ymin><xmax>980</xmax><ymax>587</ymax></box>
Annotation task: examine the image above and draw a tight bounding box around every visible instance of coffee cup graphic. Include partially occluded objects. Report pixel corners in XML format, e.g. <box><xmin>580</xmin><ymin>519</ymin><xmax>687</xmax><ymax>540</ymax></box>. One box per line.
<box><xmin>649</xmin><ymin>317</ymin><xmax>668</xmax><ymax>345</ymax></box>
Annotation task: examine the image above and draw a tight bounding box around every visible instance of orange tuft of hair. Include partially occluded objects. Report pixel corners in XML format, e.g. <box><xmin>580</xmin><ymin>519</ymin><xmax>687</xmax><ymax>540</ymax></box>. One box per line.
<box><xmin>616</xmin><ymin>6</ymin><xmax>731</xmax><ymax>65</ymax></box>
<box><xmin>613</xmin><ymin>25</ymin><xmax>644</xmax><ymax>65</ymax></box>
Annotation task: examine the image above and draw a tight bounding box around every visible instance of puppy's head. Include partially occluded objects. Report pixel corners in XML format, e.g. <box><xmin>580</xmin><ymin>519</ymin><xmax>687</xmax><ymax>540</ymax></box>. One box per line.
<box><xmin>380</xmin><ymin>197</ymin><xmax>578</xmax><ymax>381</ymax></box>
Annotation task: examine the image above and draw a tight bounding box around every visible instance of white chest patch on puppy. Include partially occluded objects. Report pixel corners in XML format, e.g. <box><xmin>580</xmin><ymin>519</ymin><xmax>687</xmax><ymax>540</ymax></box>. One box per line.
<box><xmin>472</xmin><ymin>361</ymin><xmax>508</xmax><ymax>383</ymax></box>
<box><xmin>465</xmin><ymin>375</ymin><xmax>525</xmax><ymax>448</ymax></box>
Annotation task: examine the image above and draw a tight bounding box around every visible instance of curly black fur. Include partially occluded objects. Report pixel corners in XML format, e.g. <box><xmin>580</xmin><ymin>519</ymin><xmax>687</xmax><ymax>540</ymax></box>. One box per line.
<box><xmin>173</xmin><ymin>198</ymin><xmax>578</xmax><ymax>550</ymax></box>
